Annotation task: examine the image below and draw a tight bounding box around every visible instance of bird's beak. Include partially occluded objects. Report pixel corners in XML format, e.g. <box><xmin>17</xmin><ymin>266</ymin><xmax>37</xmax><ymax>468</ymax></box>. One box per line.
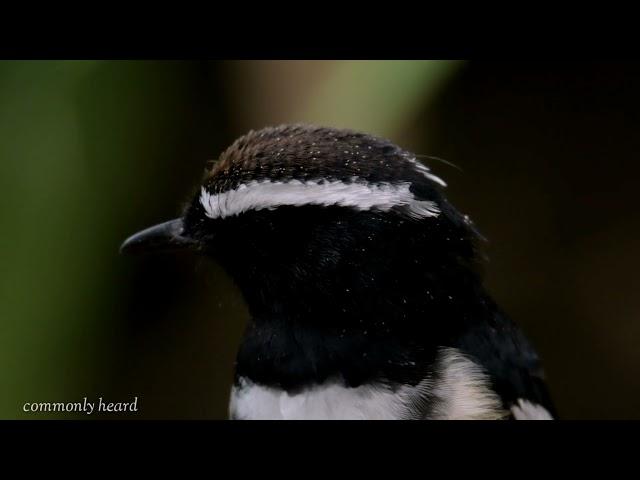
<box><xmin>120</xmin><ymin>218</ymin><xmax>196</xmax><ymax>255</ymax></box>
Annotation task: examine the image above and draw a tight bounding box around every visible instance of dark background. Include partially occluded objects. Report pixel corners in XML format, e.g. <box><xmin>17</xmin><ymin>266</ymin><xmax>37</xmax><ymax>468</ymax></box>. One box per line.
<box><xmin>1</xmin><ymin>60</ymin><xmax>637</xmax><ymax>419</ymax></box>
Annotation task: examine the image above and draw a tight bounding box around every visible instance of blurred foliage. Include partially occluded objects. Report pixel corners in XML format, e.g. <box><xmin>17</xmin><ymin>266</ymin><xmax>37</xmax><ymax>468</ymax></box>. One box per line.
<box><xmin>0</xmin><ymin>61</ymin><xmax>101</xmax><ymax>416</ymax></box>
<box><xmin>0</xmin><ymin>60</ymin><xmax>221</xmax><ymax>417</ymax></box>
<box><xmin>300</xmin><ymin>60</ymin><xmax>462</xmax><ymax>137</ymax></box>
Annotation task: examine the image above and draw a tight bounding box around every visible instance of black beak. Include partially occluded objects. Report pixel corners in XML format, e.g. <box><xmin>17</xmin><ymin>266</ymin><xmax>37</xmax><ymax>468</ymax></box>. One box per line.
<box><xmin>120</xmin><ymin>218</ymin><xmax>196</xmax><ymax>255</ymax></box>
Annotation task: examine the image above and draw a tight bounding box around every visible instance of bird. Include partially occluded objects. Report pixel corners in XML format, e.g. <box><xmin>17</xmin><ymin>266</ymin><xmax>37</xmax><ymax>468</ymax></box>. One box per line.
<box><xmin>120</xmin><ymin>124</ymin><xmax>556</xmax><ymax>420</ymax></box>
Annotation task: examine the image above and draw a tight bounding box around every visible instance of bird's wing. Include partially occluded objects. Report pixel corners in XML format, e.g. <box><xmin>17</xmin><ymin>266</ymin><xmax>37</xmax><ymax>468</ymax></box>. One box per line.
<box><xmin>454</xmin><ymin>307</ymin><xmax>557</xmax><ymax>420</ymax></box>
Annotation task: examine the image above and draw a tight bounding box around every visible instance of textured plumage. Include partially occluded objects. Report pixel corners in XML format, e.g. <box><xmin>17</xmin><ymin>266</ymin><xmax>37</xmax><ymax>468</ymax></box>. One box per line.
<box><xmin>122</xmin><ymin>124</ymin><xmax>556</xmax><ymax>420</ymax></box>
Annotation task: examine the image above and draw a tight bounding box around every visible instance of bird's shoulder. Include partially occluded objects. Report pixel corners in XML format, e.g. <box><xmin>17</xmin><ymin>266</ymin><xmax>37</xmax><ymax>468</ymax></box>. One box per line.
<box><xmin>451</xmin><ymin>306</ymin><xmax>557</xmax><ymax>419</ymax></box>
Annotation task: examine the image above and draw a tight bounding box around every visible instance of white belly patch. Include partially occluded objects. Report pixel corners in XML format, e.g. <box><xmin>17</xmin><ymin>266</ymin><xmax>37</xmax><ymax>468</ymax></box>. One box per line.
<box><xmin>230</xmin><ymin>377</ymin><xmax>408</xmax><ymax>420</ymax></box>
<box><xmin>229</xmin><ymin>347</ymin><xmax>509</xmax><ymax>420</ymax></box>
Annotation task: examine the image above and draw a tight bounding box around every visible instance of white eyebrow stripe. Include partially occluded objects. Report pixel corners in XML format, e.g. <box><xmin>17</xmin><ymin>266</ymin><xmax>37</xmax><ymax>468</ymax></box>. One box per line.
<box><xmin>406</xmin><ymin>156</ymin><xmax>447</xmax><ymax>187</ymax></box>
<box><xmin>199</xmin><ymin>180</ymin><xmax>440</xmax><ymax>220</ymax></box>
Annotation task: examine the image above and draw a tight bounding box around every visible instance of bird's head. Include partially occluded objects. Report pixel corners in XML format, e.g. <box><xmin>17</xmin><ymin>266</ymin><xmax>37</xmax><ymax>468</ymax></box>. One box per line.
<box><xmin>121</xmin><ymin>125</ymin><xmax>483</xmax><ymax>328</ymax></box>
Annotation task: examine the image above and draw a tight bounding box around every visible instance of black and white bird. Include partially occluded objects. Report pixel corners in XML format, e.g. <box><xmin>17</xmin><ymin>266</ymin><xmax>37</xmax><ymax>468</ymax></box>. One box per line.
<box><xmin>121</xmin><ymin>124</ymin><xmax>556</xmax><ymax>420</ymax></box>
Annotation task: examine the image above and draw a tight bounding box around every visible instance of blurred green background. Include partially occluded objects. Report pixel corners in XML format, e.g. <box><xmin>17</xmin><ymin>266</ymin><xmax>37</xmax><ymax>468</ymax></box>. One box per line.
<box><xmin>1</xmin><ymin>60</ymin><xmax>639</xmax><ymax>419</ymax></box>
